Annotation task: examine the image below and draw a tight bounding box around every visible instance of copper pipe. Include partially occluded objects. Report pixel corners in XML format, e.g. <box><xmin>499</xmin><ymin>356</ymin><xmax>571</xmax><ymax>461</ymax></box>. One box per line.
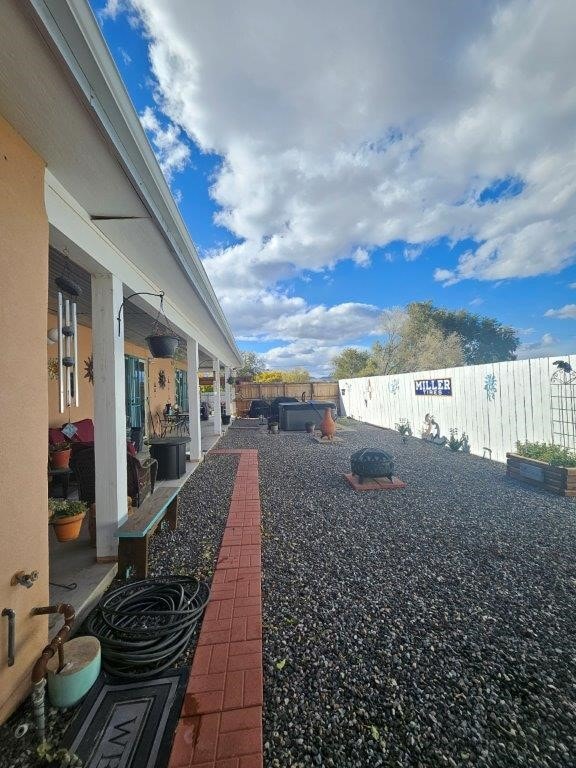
<box><xmin>30</xmin><ymin>603</ymin><xmax>75</xmax><ymax>684</ymax></box>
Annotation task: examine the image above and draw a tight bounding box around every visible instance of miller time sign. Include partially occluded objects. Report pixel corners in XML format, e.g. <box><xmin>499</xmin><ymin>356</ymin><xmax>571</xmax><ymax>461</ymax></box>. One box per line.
<box><xmin>414</xmin><ymin>378</ymin><xmax>452</xmax><ymax>396</ymax></box>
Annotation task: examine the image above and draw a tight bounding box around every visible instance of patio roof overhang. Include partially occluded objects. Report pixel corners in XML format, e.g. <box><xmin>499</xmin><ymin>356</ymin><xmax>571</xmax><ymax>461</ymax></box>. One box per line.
<box><xmin>0</xmin><ymin>0</ymin><xmax>241</xmax><ymax>369</ymax></box>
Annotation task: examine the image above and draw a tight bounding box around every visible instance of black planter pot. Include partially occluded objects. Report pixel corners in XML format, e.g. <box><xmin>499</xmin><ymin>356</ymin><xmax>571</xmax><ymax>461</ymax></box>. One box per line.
<box><xmin>222</xmin><ymin>415</ymin><xmax>231</xmax><ymax>425</ymax></box>
<box><xmin>146</xmin><ymin>335</ymin><xmax>179</xmax><ymax>358</ymax></box>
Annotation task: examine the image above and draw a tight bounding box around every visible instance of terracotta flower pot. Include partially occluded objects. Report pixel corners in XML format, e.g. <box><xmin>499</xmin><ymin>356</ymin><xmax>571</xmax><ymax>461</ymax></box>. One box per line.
<box><xmin>51</xmin><ymin>449</ymin><xmax>71</xmax><ymax>469</ymax></box>
<box><xmin>319</xmin><ymin>408</ymin><xmax>336</xmax><ymax>440</ymax></box>
<box><xmin>51</xmin><ymin>512</ymin><xmax>85</xmax><ymax>543</ymax></box>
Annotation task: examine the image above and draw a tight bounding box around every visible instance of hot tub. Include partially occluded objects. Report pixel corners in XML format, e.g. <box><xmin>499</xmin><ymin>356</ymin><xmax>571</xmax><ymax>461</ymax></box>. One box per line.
<box><xmin>278</xmin><ymin>401</ymin><xmax>337</xmax><ymax>431</ymax></box>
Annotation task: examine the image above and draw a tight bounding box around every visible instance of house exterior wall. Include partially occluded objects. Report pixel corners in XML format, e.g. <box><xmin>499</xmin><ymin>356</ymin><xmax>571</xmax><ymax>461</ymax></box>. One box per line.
<box><xmin>0</xmin><ymin>115</ymin><xmax>49</xmax><ymax>723</ymax></box>
<box><xmin>339</xmin><ymin>354</ymin><xmax>576</xmax><ymax>464</ymax></box>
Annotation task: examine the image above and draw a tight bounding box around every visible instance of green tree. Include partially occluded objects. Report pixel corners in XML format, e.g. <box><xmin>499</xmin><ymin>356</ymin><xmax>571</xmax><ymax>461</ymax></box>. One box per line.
<box><xmin>402</xmin><ymin>302</ymin><xmax>518</xmax><ymax>364</ymax></box>
<box><xmin>237</xmin><ymin>350</ymin><xmax>266</xmax><ymax>378</ymax></box>
<box><xmin>332</xmin><ymin>348</ymin><xmax>372</xmax><ymax>379</ymax></box>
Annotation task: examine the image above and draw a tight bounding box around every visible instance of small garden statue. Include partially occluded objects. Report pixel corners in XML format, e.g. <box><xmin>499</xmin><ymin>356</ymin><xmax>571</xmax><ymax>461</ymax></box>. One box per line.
<box><xmin>422</xmin><ymin>413</ymin><xmax>447</xmax><ymax>446</ymax></box>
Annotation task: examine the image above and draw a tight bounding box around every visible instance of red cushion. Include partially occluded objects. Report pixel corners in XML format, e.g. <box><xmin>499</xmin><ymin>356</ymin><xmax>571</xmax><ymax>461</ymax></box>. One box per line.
<box><xmin>127</xmin><ymin>441</ymin><xmax>137</xmax><ymax>456</ymax></box>
<box><xmin>65</xmin><ymin>419</ymin><xmax>94</xmax><ymax>443</ymax></box>
<box><xmin>49</xmin><ymin>427</ymin><xmax>67</xmax><ymax>445</ymax></box>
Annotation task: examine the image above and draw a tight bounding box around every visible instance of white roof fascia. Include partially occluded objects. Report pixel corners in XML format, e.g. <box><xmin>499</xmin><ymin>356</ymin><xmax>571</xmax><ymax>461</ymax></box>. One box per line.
<box><xmin>25</xmin><ymin>0</ymin><xmax>241</xmax><ymax>366</ymax></box>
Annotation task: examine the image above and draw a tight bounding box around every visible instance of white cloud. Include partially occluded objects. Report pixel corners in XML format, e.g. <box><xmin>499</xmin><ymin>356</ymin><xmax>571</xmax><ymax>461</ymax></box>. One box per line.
<box><xmin>217</xmin><ymin>286</ymin><xmax>381</xmax><ymax>343</ymax></box>
<box><xmin>113</xmin><ymin>0</ymin><xmax>576</xmax><ymax>345</ymax></box>
<box><xmin>517</xmin><ymin>332</ymin><xmax>563</xmax><ymax>359</ymax></box>
<box><xmin>353</xmin><ymin>247</ymin><xmax>371</xmax><ymax>268</ymax></box>
<box><xmin>119</xmin><ymin>47</ymin><xmax>132</xmax><ymax>65</ymax></box>
<box><xmin>469</xmin><ymin>297</ymin><xmax>484</xmax><ymax>306</ymax></box>
<box><xmin>569</xmin><ymin>282</ymin><xmax>576</xmax><ymax>289</ymax></box>
<box><xmin>262</xmin><ymin>340</ymin><xmax>358</xmax><ymax>377</ymax></box>
<box><xmin>545</xmin><ymin>304</ymin><xmax>576</xmax><ymax>319</ymax></box>
<box><xmin>139</xmin><ymin>106</ymin><xmax>191</xmax><ymax>181</ymax></box>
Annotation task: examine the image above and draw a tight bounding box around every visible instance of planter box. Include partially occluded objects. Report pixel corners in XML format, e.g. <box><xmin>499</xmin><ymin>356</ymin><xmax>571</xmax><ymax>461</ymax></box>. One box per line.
<box><xmin>506</xmin><ymin>453</ymin><xmax>576</xmax><ymax>496</ymax></box>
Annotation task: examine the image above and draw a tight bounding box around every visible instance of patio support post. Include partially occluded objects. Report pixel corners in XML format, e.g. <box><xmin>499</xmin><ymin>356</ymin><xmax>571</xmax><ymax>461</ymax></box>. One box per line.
<box><xmin>187</xmin><ymin>338</ymin><xmax>202</xmax><ymax>461</ymax></box>
<box><xmin>91</xmin><ymin>273</ymin><xmax>128</xmax><ymax>561</ymax></box>
<box><xmin>224</xmin><ymin>366</ymin><xmax>232</xmax><ymax>416</ymax></box>
<box><xmin>213</xmin><ymin>358</ymin><xmax>222</xmax><ymax>435</ymax></box>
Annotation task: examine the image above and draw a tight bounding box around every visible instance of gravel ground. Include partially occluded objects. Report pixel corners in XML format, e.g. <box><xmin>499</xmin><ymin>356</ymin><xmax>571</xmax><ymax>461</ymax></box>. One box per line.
<box><xmin>218</xmin><ymin>419</ymin><xmax>576</xmax><ymax>768</ymax></box>
<box><xmin>0</xmin><ymin>452</ymin><xmax>237</xmax><ymax>768</ymax></box>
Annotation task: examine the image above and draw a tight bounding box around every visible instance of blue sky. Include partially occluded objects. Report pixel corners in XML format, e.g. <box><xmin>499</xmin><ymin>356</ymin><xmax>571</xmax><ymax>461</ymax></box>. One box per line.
<box><xmin>90</xmin><ymin>1</ymin><xmax>576</xmax><ymax>375</ymax></box>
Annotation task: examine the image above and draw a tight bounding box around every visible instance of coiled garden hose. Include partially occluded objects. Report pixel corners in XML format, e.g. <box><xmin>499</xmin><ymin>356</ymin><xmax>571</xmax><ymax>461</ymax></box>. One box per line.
<box><xmin>85</xmin><ymin>576</ymin><xmax>210</xmax><ymax>679</ymax></box>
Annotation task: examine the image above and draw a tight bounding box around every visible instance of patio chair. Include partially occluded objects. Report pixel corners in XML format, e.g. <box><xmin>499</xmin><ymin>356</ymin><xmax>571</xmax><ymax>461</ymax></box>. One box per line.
<box><xmin>70</xmin><ymin>444</ymin><xmax>157</xmax><ymax>508</ymax></box>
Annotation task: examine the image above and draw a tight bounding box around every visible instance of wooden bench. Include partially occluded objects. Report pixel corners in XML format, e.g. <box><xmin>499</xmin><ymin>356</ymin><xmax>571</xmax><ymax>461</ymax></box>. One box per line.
<box><xmin>117</xmin><ymin>487</ymin><xmax>179</xmax><ymax>579</ymax></box>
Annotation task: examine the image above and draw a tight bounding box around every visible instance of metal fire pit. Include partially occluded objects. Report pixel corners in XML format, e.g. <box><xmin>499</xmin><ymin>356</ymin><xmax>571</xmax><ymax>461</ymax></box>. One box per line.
<box><xmin>351</xmin><ymin>448</ymin><xmax>394</xmax><ymax>483</ymax></box>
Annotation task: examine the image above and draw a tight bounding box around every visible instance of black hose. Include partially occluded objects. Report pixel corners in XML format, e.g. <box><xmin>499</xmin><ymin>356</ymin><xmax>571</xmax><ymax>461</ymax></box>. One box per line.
<box><xmin>85</xmin><ymin>575</ymin><xmax>210</xmax><ymax>679</ymax></box>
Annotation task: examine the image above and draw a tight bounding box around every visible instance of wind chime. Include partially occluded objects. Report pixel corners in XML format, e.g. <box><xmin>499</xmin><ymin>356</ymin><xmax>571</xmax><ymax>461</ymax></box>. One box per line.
<box><xmin>55</xmin><ymin>274</ymin><xmax>80</xmax><ymax>415</ymax></box>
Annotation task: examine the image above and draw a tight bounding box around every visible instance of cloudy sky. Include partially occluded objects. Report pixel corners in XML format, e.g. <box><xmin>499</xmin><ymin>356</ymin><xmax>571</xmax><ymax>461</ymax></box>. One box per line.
<box><xmin>92</xmin><ymin>0</ymin><xmax>576</xmax><ymax>375</ymax></box>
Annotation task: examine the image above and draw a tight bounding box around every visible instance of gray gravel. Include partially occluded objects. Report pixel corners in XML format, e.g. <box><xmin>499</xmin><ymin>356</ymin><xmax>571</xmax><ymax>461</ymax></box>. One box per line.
<box><xmin>0</xmin><ymin>452</ymin><xmax>237</xmax><ymax>768</ymax></box>
<box><xmin>218</xmin><ymin>419</ymin><xmax>576</xmax><ymax>768</ymax></box>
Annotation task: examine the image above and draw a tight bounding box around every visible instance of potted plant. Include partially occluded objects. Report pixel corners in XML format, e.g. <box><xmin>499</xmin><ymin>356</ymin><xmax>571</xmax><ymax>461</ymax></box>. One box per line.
<box><xmin>50</xmin><ymin>442</ymin><xmax>71</xmax><ymax>469</ymax></box>
<box><xmin>268</xmin><ymin>421</ymin><xmax>279</xmax><ymax>434</ymax></box>
<box><xmin>507</xmin><ymin>441</ymin><xmax>576</xmax><ymax>496</ymax></box>
<box><xmin>226</xmin><ymin>375</ymin><xmax>237</xmax><ymax>385</ymax></box>
<box><xmin>305</xmin><ymin>421</ymin><xmax>315</xmax><ymax>434</ymax></box>
<box><xmin>49</xmin><ymin>499</ymin><xmax>87</xmax><ymax>542</ymax></box>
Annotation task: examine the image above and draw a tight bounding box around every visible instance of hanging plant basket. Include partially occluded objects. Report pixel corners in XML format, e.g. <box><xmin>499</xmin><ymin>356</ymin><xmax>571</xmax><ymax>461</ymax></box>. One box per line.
<box><xmin>146</xmin><ymin>335</ymin><xmax>180</xmax><ymax>359</ymax></box>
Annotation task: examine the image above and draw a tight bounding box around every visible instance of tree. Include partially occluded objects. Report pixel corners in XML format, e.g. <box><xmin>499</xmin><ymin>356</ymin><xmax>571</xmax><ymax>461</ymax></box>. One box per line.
<box><xmin>282</xmin><ymin>368</ymin><xmax>311</xmax><ymax>383</ymax></box>
<box><xmin>402</xmin><ymin>302</ymin><xmax>518</xmax><ymax>364</ymax></box>
<box><xmin>237</xmin><ymin>351</ymin><xmax>266</xmax><ymax>378</ymax></box>
<box><xmin>397</xmin><ymin>327</ymin><xmax>464</xmax><ymax>372</ymax></box>
<box><xmin>254</xmin><ymin>370</ymin><xmax>283</xmax><ymax>382</ymax></box>
<box><xmin>332</xmin><ymin>348</ymin><xmax>372</xmax><ymax>379</ymax></box>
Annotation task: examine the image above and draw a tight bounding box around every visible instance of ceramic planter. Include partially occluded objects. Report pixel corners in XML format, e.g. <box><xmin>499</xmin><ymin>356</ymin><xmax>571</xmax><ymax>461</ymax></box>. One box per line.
<box><xmin>146</xmin><ymin>334</ymin><xmax>179</xmax><ymax>358</ymax></box>
<box><xmin>319</xmin><ymin>408</ymin><xmax>336</xmax><ymax>440</ymax></box>
<box><xmin>50</xmin><ymin>449</ymin><xmax>71</xmax><ymax>469</ymax></box>
<box><xmin>506</xmin><ymin>453</ymin><xmax>576</xmax><ymax>497</ymax></box>
<box><xmin>305</xmin><ymin>422</ymin><xmax>315</xmax><ymax>434</ymax></box>
<box><xmin>51</xmin><ymin>512</ymin><xmax>85</xmax><ymax>542</ymax></box>
<box><xmin>222</xmin><ymin>415</ymin><xmax>231</xmax><ymax>425</ymax></box>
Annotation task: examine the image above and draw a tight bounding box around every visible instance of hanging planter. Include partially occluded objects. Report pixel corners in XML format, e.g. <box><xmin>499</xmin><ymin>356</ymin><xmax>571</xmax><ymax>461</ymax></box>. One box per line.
<box><xmin>117</xmin><ymin>290</ymin><xmax>181</xmax><ymax>359</ymax></box>
<box><xmin>146</xmin><ymin>334</ymin><xmax>180</xmax><ymax>359</ymax></box>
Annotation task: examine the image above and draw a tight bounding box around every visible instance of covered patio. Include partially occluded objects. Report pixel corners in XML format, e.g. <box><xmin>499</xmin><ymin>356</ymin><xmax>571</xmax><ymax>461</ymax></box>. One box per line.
<box><xmin>48</xmin><ymin>416</ymin><xmax>229</xmax><ymax>635</ymax></box>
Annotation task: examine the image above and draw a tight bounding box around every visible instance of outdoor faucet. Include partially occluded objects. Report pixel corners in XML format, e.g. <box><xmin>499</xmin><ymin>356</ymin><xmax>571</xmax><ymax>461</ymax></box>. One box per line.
<box><xmin>11</xmin><ymin>570</ymin><xmax>39</xmax><ymax>589</ymax></box>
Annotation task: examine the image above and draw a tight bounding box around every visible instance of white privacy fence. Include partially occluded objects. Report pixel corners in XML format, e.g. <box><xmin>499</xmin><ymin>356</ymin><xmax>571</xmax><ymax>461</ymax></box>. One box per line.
<box><xmin>339</xmin><ymin>354</ymin><xmax>576</xmax><ymax>464</ymax></box>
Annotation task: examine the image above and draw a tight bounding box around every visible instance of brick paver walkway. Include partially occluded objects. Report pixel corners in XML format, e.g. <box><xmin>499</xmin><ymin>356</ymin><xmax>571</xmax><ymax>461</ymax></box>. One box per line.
<box><xmin>169</xmin><ymin>449</ymin><xmax>263</xmax><ymax>768</ymax></box>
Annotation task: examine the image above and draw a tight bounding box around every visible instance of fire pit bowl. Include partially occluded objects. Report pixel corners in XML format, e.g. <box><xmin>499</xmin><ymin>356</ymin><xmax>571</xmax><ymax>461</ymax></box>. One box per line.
<box><xmin>351</xmin><ymin>448</ymin><xmax>394</xmax><ymax>484</ymax></box>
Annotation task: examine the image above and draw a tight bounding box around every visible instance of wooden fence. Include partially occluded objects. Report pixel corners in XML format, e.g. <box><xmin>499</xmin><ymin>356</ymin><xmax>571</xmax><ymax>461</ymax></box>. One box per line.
<box><xmin>234</xmin><ymin>381</ymin><xmax>340</xmax><ymax>416</ymax></box>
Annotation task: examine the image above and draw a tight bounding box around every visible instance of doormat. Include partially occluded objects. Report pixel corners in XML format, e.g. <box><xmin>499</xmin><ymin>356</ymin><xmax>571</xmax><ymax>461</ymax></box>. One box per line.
<box><xmin>61</xmin><ymin>669</ymin><xmax>187</xmax><ymax>768</ymax></box>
